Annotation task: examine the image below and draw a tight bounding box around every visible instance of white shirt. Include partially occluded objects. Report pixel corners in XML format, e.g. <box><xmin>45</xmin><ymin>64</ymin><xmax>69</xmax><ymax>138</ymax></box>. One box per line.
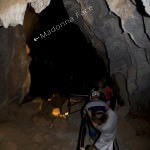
<box><xmin>95</xmin><ymin>109</ymin><xmax>117</xmax><ymax>150</ymax></box>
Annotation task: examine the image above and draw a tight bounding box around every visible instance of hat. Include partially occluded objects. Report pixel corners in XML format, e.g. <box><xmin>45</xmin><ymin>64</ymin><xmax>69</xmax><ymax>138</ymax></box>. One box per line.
<box><xmin>91</xmin><ymin>91</ymin><xmax>100</xmax><ymax>97</ymax></box>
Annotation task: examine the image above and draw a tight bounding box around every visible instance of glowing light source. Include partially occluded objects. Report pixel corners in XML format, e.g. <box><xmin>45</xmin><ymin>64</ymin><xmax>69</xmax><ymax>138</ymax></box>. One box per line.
<box><xmin>51</xmin><ymin>108</ymin><xmax>60</xmax><ymax>117</ymax></box>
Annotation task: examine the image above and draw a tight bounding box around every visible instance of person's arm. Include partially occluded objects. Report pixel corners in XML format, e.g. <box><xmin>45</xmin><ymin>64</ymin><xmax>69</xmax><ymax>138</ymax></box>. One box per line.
<box><xmin>91</xmin><ymin>120</ymin><xmax>99</xmax><ymax>128</ymax></box>
<box><xmin>87</xmin><ymin>110</ymin><xmax>92</xmax><ymax>119</ymax></box>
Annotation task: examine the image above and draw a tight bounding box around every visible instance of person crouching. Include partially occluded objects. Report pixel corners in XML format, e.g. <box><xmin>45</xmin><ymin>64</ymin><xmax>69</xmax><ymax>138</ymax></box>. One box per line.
<box><xmin>90</xmin><ymin>108</ymin><xmax>117</xmax><ymax>150</ymax></box>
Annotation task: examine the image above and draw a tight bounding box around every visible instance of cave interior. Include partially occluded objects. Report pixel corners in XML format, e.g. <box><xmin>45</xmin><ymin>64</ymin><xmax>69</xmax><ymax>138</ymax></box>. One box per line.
<box><xmin>27</xmin><ymin>0</ymin><xmax>107</xmax><ymax>99</ymax></box>
<box><xmin>0</xmin><ymin>0</ymin><xmax>150</xmax><ymax>150</ymax></box>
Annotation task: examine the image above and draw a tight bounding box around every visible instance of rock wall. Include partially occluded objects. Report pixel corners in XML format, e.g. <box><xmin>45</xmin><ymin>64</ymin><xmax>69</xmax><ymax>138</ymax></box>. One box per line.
<box><xmin>0</xmin><ymin>0</ymin><xmax>150</xmax><ymax>113</ymax></box>
<box><xmin>0</xmin><ymin>25</ymin><xmax>31</xmax><ymax>106</ymax></box>
<box><xmin>23</xmin><ymin>6</ymin><xmax>39</xmax><ymax>43</ymax></box>
<box><xmin>63</xmin><ymin>0</ymin><xmax>150</xmax><ymax>114</ymax></box>
<box><xmin>0</xmin><ymin>0</ymin><xmax>51</xmax><ymax>28</ymax></box>
<box><xmin>0</xmin><ymin>0</ymin><xmax>50</xmax><ymax>105</ymax></box>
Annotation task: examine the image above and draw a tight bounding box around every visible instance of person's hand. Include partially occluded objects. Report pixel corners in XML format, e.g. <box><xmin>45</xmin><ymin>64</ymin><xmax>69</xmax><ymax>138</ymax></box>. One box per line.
<box><xmin>80</xmin><ymin>147</ymin><xmax>85</xmax><ymax>150</ymax></box>
<box><xmin>91</xmin><ymin>120</ymin><xmax>98</xmax><ymax>128</ymax></box>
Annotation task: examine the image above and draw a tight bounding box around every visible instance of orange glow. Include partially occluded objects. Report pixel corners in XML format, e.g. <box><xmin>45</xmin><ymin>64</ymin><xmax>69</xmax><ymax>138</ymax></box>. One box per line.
<box><xmin>51</xmin><ymin>108</ymin><xmax>61</xmax><ymax>117</ymax></box>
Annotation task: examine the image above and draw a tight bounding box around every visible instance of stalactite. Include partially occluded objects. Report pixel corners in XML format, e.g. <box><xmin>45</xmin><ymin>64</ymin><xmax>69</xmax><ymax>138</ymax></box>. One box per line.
<box><xmin>0</xmin><ymin>0</ymin><xmax>51</xmax><ymax>28</ymax></box>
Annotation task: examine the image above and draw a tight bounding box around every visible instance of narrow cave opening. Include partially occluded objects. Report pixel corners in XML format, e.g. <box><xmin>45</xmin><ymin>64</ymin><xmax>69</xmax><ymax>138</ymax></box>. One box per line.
<box><xmin>27</xmin><ymin>0</ymin><xmax>107</xmax><ymax>99</ymax></box>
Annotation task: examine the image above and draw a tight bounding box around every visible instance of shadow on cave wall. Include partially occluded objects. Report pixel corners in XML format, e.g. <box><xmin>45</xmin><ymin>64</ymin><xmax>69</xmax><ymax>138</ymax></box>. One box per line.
<box><xmin>27</xmin><ymin>0</ymin><xmax>107</xmax><ymax>98</ymax></box>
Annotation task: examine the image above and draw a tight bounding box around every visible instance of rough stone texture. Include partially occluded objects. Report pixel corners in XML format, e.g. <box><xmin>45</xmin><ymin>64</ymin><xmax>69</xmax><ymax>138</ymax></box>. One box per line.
<box><xmin>0</xmin><ymin>0</ymin><xmax>51</xmax><ymax>28</ymax></box>
<box><xmin>141</xmin><ymin>0</ymin><xmax>150</xmax><ymax>15</ymax></box>
<box><xmin>0</xmin><ymin>25</ymin><xmax>31</xmax><ymax>105</ymax></box>
<box><xmin>63</xmin><ymin>0</ymin><xmax>150</xmax><ymax>114</ymax></box>
<box><xmin>144</xmin><ymin>16</ymin><xmax>150</xmax><ymax>38</ymax></box>
<box><xmin>106</xmin><ymin>0</ymin><xmax>150</xmax><ymax>48</ymax></box>
<box><xmin>0</xmin><ymin>0</ymin><xmax>150</xmax><ymax>114</ymax></box>
<box><xmin>0</xmin><ymin>0</ymin><xmax>27</xmax><ymax>28</ymax></box>
<box><xmin>23</xmin><ymin>6</ymin><xmax>39</xmax><ymax>43</ymax></box>
<box><xmin>27</xmin><ymin>0</ymin><xmax>51</xmax><ymax>13</ymax></box>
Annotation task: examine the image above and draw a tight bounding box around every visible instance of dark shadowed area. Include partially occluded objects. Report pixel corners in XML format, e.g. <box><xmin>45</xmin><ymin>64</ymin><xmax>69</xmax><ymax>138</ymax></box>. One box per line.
<box><xmin>28</xmin><ymin>0</ymin><xmax>107</xmax><ymax>98</ymax></box>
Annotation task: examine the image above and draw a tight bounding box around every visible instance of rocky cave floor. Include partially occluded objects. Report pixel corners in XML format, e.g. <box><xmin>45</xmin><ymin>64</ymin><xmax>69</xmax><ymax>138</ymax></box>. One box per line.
<box><xmin>0</xmin><ymin>96</ymin><xmax>150</xmax><ymax>150</ymax></box>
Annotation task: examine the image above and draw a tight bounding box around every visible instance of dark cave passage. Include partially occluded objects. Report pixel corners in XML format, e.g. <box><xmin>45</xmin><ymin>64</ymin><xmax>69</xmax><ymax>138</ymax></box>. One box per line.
<box><xmin>28</xmin><ymin>0</ymin><xmax>107</xmax><ymax>98</ymax></box>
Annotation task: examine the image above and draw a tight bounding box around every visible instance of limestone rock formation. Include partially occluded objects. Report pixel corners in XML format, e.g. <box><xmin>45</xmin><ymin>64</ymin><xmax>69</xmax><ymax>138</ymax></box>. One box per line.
<box><xmin>63</xmin><ymin>0</ymin><xmax>150</xmax><ymax>114</ymax></box>
<box><xmin>0</xmin><ymin>0</ymin><xmax>51</xmax><ymax>28</ymax></box>
<box><xmin>0</xmin><ymin>25</ymin><xmax>31</xmax><ymax>105</ymax></box>
<box><xmin>142</xmin><ymin>0</ymin><xmax>150</xmax><ymax>15</ymax></box>
<box><xmin>0</xmin><ymin>0</ymin><xmax>50</xmax><ymax>105</ymax></box>
<box><xmin>0</xmin><ymin>0</ymin><xmax>150</xmax><ymax>114</ymax></box>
